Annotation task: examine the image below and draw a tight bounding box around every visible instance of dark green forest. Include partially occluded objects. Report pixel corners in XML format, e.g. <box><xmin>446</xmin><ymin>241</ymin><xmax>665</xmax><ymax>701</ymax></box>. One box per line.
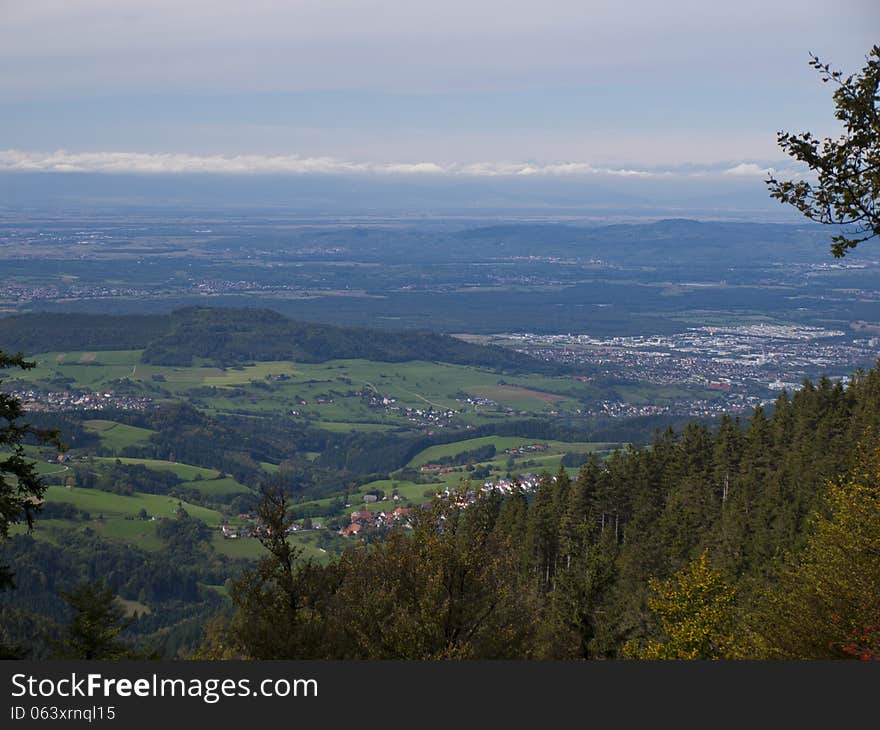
<box><xmin>0</xmin><ymin>307</ymin><xmax>569</xmax><ymax>374</ymax></box>
<box><xmin>1</xmin><ymin>524</ymin><xmax>242</xmax><ymax>659</ymax></box>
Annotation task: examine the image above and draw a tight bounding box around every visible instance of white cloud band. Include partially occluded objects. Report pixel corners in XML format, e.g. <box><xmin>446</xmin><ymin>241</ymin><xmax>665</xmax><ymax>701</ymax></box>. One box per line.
<box><xmin>0</xmin><ymin>149</ymin><xmax>786</xmax><ymax>179</ymax></box>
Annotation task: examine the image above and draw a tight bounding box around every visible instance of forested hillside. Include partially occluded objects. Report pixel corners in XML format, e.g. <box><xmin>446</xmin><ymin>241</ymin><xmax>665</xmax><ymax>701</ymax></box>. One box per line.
<box><xmin>140</xmin><ymin>307</ymin><xmax>566</xmax><ymax>371</ymax></box>
<box><xmin>0</xmin><ymin>307</ymin><xmax>567</xmax><ymax>373</ymax></box>
<box><xmin>1</xmin><ymin>525</ymin><xmax>242</xmax><ymax>659</ymax></box>
<box><xmin>0</xmin><ymin>313</ymin><xmax>169</xmax><ymax>354</ymax></box>
<box><xmin>207</xmin><ymin>365</ymin><xmax>880</xmax><ymax>660</ymax></box>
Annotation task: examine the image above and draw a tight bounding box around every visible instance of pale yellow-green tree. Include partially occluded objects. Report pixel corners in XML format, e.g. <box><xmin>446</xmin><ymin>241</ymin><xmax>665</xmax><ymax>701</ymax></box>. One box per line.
<box><xmin>625</xmin><ymin>551</ymin><xmax>738</xmax><ymax>660</ymax></box>
<box><xmin>757</xmin><ymin>444</ymin><xmax>880</xmax><ymax>659</ymax></box>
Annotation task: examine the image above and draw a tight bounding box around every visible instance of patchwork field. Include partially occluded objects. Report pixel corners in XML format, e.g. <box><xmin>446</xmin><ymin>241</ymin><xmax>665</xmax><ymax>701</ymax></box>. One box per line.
<box><xmin>290</xmin><ymin>434</ymin><xmax>622</xmax><ymax>519</ymax></box>
<box><xmin>91</xmin><ymin>457</ymin><xmax>251</xmax><ymax>497</ymax></box>
<box><xmin>15</xmin><ymin>487</ymin><xmax>327</xmax><ymax>562</ymax></box>
<box><xmin>12</xmin><ymin>351</ymin><xmax>718</xmax><ymax>436</ymax></box>
<box><xmin>4</xmin><ymin>347</ymin><xmax>687</xmax><ymax>564</ymax></box>
<box><xmin>466</xmin><ymin>384</ymin><xmax>565</xmax><ymax>407</ymax></box>
<box><xmin>94</xmin><ymin>457</ymin><xmax>219</xmax><ymax>481</ymax></box>
<box><xmin>178</xmin><ymin>476</ymin><xmax>251</xmax><ymax>497</ymax></box>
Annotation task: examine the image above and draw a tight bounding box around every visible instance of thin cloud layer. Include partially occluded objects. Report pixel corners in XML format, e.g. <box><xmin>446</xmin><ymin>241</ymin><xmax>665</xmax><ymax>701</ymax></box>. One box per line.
<box><xmin>0</xmin><ymin>149</ymin><xmax>786</xmax><ymax>179</ymax></box>
<box><xmin>723</xmin><ymin>162</ymin><xmax>775</xmax><ymax>177</ymax></box>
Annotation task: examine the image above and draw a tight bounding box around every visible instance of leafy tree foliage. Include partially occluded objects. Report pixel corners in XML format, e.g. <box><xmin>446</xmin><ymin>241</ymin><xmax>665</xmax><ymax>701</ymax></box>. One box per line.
<box><xmin>768</xmin><ymin>46</ymin><xmax>880</xmax><ymax>257</ymax></box>
<box><xmin>624</xmin><ymin>552</ymin><xmax>737</xmax><ymax>660</ymax></box>
<box><xmin>156</xmin><ymin>508</ymin><xmax>214</xmax><ymax>559</ymax></box>
<box><xmin>223</xmin><ymin>485</ymin><xmax>535</xmax><ymax>659</ymax></box>
<box><xmin>329</xmin><ymin>493</ymin><xmax>535</xmax><ymax>659</ymax></box>
<box><xmin>5</xmin><ymin>352</ymin><xmax>880</xmax><ymax>660</ymax></box>
<box><xmin>0</xmin><ymin>525</ymin><xmax>237</xmax><ymax>658</ymax></box>
<box><xmin>137</xmin><ymin>307</ymin><xmax>567</xmax><ymax>373</ymax></box>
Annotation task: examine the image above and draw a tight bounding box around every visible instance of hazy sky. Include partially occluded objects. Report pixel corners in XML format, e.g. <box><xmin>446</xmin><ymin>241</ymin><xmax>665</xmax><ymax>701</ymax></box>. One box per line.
<box><xmin>0</xmin><ymin>0</ymin><xmax>877</xmax><ymax>179</ymax></box>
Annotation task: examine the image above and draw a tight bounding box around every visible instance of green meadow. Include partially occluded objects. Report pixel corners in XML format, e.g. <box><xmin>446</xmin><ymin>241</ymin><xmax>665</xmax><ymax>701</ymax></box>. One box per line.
<box><xmin>93</xmin><ymin>457</ymin><xmax>219</xmax><ymax>481</ymax></box>
<box><xmin>83</xmin><ymin>419</ymin><xmax>156</xmax><ymax>450</ymax></box>
<box><xmin>291</xmin><ymin>435</ymin><xmax>622</xmax><ymax>517</ymax></box>
<box><xmin>407</xmin><ymin>435</ymin><xmax>617</xmax><ymax>467</ymax></box>
<box><xmin>43</xmin><ymin>485</ymin><xmax>224</xmax><ymax>525</ymax></box>
<box><xmin>10</xmin><ymin>485</ymin><xmax>225</xmax><ymax>552</ymax></box>
<box><xmin>178</xmin><ymin>477</ymin><xmax>251</xmax><ymax>497</ymax></box>
<box><xmin>90</xmin><ymin>457</ymin><xmax>250</xmax><ymax>497</ymax></box>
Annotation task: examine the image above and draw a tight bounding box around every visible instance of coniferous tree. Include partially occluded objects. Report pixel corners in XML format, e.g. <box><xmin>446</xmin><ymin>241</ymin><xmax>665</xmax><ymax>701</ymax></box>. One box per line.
<box><xmin>0</xmin><ymin>351</ymin><xmax>62</xmax><ymax>590</ymax></box>
<box><xmin>227</xmin><ymin>483</ymin><xmax>327</xmax><ymax>659</ymax></box>
<box><xmin>524</xmin><ymin>473</ymin><xmax>560</xmax><ymax>588</ymax></box>
<box><xmin>56</xmin><ymin>582</ymin><xmax>134</xmax><ymax>660</ymax></box>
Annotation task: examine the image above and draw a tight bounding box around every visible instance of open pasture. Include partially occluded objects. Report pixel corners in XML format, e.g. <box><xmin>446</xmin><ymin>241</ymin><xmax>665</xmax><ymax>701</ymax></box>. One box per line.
<box><xmin>93</xmin><ymin>457</ymin><xmax>220</xmax><ymax>481</ymax></box>
<box><xmin>466</xmin><ymin>384</ymin><xmax>564</xmax><ymax>408</ymax></box>
<box><xmin>42</xmin><ymin>485</ymin><xmax>224</xmax><ymax>525</ymax></box>
<box><xmin>89</xmin><ymin>457</ymin><xmax>251</xmax><ymax>497</ymax></box>
<box><xmin>407</xmin><ymin>435</ymin><xmax>615</xmax><ymax>467</ymax></box>
<box><xmin>83</xmin><ymin>420</ymin><xmax>156</xmax><ymax>450</ymax></box>
<box><xmin>178</xmin><ymin>476</ymin><xmax>251</xmax><ymax>497</ymax></box>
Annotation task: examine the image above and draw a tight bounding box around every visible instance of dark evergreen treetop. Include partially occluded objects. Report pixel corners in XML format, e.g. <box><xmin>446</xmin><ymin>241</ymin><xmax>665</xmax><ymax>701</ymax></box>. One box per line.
<box><xmin>0</xmin><ymin>351</ymin><xmax>61</xmax><ymax>590</ymax></box>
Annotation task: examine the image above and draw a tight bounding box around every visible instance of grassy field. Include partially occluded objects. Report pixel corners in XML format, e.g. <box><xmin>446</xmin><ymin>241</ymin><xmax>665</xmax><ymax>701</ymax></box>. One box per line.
<box><xmin>35</xmin><ymin>461</ymin><xmax>71</xmax><ymax>478</ymax></box>
<box><xmin>288</xmin><ymin>436</ymin><xmax>620</xmax><ymax>519</ymax></box>
<box><xmin>465</xmin><ymin>384</ymin><xmax>565</xmax><ymax>409</ymax></box>
<box><xmin>0</xmin><ymin>447</ymin><xmax>71</xmax><ymax>479</ymax></box>
<box><xmin>202</xmin><ymin>361</ymin><xmax>299</xmax><ymax>385</ymax></box>
<box><xmin>90</xmin><ymin>457</ymin><xmax>251</xmax><ymax>497</ymax></box>
<box><xmin>314</xmin><ymin>420</ymin><xmax>397</xmax><ymax>433</ymax></box>
<box><xmin>12</xmin><ymin>485</ymin><xmax>232</xmax><ymax>552</ymax></box>
<box><xmin>17</xmin><ymin>350</ymin><xmax>143</xmax><ymax>387</ymax></box>
<box><xmin>93</xmin><ymin>457</ymin><xmax>220</xmax><ymax>481</ymax></box>
<box><xmin>407</xmin><ymin>435</ymin><xmax>617</xmax><ymax>467</ymax></box>
<box><xmin>178</xmin><ymin>476</ymin><xmax>251</xmax><ymax>497</ymax></box>
<box><xmin>83</xmin><ymin>419</ymin><xmax>156</xmax><ymax>450</ymax></box>
<box><xmin>17</xmin><ymin>506</ymin><xmax>328</xmax><ymax>563</ymax></box>
<box><xmin>43</xmin><ymin>485</ymin><xmax>224</xmax><ymax>525</ymax></box>
<box><xmin>197</xmin><ymin>532</ymin><xmax>329</xmax><ymax>563</ymax></box>
<box><xmin>91</xmin><ymin>518</ymin><xmax>164</xmax><ymax>551</ymax></box>
<box><xmin>7</xmin><ymin>350</ymin><xmax>648</xmax><ymax>553</ymax></box>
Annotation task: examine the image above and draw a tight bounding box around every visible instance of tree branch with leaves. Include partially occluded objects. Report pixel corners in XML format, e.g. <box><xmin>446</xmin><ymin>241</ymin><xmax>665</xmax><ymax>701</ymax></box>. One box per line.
<box><xmin>767</xmin><ymin>45</ymin><xmax>880</xmax><ymax>257</ymax></box>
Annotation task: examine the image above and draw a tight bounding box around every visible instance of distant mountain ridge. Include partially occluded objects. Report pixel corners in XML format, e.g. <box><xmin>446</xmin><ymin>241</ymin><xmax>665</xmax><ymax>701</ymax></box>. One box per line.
<box><xmin>453</xmin><ymin>219</ymin><xmax>831</xmax><ymax>263</ymax></box>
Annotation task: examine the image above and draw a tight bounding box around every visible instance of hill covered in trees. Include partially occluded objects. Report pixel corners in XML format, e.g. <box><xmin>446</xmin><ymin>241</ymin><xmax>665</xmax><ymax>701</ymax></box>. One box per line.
<box><xmin>139</xmin><ymin>307</ymin><xmax>567</xmax><ymax>371</ymax></box>
<box><xmin>0</xmin><ymin>307</ymin><xmax>568</xmax><ymax>373</ymax></box>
